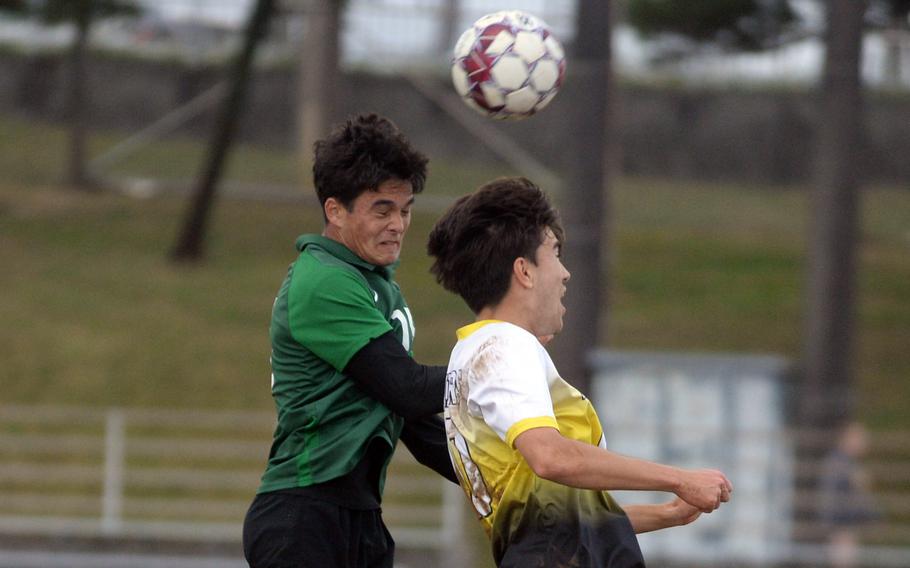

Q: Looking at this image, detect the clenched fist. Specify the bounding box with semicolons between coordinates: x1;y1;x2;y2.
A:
675;469;733;513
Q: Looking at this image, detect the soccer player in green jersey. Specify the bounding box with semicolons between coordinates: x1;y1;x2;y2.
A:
243;114;456;568
427;177;733;567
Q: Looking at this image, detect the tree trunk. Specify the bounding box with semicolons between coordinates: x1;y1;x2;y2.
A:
297;0;341;173
550;2;614;395
67;0;92;190
170;0;276;262
802;0;867;430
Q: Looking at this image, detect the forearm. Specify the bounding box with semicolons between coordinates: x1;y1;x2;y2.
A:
624;504;674;534
625;498;701;534
544;437;681;493
344;331;447;418
515;427;731;512
400;414;459;484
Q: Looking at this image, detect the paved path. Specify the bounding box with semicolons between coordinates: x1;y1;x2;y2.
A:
0;549;246;568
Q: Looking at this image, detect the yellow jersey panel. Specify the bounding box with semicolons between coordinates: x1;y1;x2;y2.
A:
443;321;644;567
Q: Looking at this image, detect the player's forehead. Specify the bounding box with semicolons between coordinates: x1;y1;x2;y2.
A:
354;179;414;209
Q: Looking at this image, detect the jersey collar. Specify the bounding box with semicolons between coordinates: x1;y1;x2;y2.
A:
296;234;399;277
456;319;504;340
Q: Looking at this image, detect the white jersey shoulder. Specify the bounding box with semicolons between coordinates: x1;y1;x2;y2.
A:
448;322;557;442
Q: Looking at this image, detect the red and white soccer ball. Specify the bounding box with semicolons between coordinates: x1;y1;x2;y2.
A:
451;10;566;120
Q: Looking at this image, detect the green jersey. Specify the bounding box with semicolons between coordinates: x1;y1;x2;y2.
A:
257;235;416;496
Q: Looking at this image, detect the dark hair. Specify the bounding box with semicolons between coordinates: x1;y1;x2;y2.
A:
427;177;564;313
312;113;428;210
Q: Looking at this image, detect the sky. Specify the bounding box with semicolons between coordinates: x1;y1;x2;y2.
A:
5;0;897;86
133;0;831;84
139;0;573;29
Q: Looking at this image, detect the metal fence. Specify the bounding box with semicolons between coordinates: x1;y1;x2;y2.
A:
0;404;463;550
2;404;909;567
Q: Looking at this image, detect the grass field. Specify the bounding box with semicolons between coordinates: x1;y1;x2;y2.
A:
1;112;909;433
1;112;909;562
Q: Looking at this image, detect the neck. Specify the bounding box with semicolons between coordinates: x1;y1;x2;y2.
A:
322;225;339;241
322;225;354;254
477;301;535;335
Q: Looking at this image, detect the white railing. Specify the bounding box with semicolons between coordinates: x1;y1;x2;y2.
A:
0;405;462;550
3;404;910;567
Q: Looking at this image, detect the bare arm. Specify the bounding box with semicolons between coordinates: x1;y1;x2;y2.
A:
624;498;701;534
513;426;732;513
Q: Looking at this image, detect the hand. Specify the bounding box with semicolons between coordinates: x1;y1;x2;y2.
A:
675;468;733;513
663;497;702;527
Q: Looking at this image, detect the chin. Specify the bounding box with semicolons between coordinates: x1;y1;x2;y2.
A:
376;255;399;267
544;322;563;337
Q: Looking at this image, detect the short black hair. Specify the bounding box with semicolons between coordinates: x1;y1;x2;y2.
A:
312;113;428;211
427;177;564;314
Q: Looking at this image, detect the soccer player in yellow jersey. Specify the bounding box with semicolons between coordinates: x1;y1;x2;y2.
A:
427;177;733;567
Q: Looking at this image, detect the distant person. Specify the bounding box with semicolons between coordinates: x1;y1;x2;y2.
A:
243;113;456;568
819;421;881;568
427;177;733;567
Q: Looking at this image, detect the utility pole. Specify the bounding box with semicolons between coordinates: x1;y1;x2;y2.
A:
802;0;867;429
437;0;460;58
550;2;614;395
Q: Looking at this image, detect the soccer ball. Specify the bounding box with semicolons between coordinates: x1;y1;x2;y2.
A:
451;10;566;120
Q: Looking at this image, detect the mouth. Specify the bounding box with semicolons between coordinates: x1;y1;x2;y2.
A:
377;241;401;256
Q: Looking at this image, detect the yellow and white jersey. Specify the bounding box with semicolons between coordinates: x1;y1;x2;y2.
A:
444;320;644;567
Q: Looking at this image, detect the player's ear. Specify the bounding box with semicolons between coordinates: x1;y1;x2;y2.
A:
324;197;346;228
513;256;534;289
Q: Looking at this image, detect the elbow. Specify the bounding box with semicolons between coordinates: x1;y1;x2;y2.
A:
527;454;571;483
515;429;579;483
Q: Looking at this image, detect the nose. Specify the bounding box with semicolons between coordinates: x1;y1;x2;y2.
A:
388;212;406;233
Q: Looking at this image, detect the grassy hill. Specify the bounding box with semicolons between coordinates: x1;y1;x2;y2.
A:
1;113;908;430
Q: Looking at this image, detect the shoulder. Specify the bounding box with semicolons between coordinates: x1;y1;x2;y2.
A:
294;247;370;291
491;323;545;354
468;324;546;372
285;251;379;316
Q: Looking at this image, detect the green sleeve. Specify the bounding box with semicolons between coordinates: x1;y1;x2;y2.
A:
287;260;392;372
